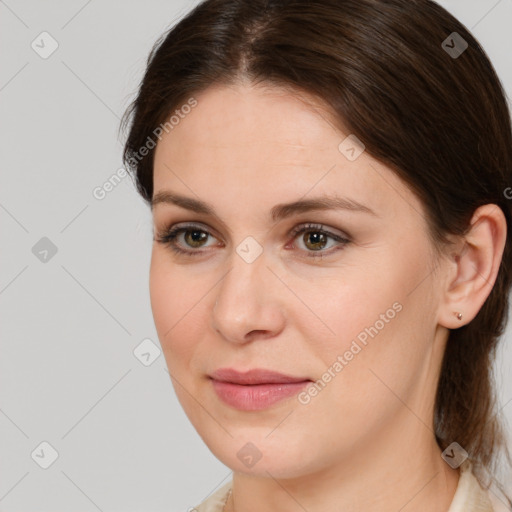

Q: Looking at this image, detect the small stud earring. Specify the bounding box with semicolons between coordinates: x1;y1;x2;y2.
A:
455;312;463;320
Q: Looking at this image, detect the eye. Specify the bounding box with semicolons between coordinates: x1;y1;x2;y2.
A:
154;222;350;258
287;223;350;258
154;223;220;255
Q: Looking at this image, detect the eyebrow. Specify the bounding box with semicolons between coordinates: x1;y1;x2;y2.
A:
151;190;378;221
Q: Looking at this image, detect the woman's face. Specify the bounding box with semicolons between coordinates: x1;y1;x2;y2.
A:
150;83;449;479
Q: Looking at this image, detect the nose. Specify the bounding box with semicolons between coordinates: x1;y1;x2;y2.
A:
211;249;286;345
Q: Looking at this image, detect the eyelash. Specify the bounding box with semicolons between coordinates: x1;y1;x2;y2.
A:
155;222;351;259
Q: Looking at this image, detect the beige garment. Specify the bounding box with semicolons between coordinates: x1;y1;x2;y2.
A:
193;461;495;512
194;480;231;512
447;461;496;512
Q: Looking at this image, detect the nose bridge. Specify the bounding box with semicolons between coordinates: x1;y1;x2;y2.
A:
217;243;268;310
212;242;283;341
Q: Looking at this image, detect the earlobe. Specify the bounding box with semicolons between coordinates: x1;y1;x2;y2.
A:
438;204;507;330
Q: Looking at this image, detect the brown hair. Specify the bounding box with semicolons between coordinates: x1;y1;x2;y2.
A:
120;0;512;501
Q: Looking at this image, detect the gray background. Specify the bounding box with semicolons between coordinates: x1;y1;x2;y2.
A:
0;1;511;511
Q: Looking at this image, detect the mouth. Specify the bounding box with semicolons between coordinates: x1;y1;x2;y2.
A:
209;367;311;385
208;367;312;411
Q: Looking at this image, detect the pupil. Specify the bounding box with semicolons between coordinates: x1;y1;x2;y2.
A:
187;230;207;246
306;232;326;250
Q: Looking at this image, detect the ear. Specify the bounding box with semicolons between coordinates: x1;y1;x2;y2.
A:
438;204;507;329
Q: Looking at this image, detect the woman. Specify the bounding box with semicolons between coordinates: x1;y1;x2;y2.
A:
120;0;512;510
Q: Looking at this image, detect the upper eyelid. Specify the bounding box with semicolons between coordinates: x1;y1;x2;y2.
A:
162;221;346;238
161;222;349;247
163;221;223;241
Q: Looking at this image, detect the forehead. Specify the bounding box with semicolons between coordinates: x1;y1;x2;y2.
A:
152;83;423;223
158;82;343;151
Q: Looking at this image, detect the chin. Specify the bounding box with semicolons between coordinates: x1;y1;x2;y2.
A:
199;427;325;479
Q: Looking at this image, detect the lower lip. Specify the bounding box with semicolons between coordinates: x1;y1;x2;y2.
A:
210;379;311;411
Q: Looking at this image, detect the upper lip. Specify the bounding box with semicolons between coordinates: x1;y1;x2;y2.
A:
209;368;311;385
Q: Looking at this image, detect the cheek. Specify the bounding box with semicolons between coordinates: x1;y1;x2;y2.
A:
291;267;400;354
149;251;175;333
297;253;425;387
304;267;434;423
149;250;201;368
149;254;217;433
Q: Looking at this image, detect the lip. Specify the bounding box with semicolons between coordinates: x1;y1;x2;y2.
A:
209;368;312;411
209;367;310;385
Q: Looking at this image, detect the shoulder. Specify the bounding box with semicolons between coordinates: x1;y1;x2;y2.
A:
447;461;496;512
192;481;232;512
